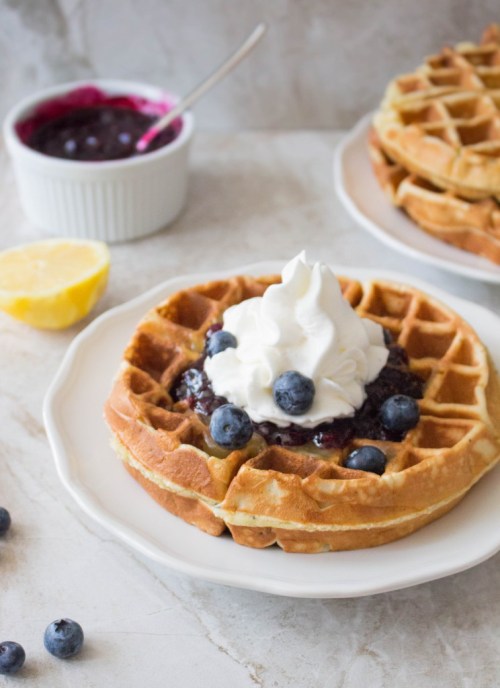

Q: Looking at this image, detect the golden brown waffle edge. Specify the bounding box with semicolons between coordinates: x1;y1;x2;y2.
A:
368;128;500;264
104;274;500;553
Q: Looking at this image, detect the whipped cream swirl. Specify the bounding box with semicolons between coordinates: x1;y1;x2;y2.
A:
204;253;389;428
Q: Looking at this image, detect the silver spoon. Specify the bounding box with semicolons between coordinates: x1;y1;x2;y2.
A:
136;22;267;153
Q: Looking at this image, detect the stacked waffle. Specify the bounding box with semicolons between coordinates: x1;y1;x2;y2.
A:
104;273;500;553
371;25;500;264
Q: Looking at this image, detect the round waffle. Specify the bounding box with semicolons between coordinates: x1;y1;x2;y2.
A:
368;128;500;264
373;25;500;200
104;273;500;553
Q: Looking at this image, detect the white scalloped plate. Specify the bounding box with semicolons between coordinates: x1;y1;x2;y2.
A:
43;262;500;598
334;113;500;284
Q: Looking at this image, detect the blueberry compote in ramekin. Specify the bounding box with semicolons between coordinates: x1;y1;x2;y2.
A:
16;86;181;162
3;80;194;241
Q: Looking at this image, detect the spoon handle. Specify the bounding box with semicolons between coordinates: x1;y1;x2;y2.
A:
136;22;267;152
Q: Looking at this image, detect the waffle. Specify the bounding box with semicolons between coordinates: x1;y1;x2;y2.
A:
373;25;500;200
104;273;500;553
368;128;500;264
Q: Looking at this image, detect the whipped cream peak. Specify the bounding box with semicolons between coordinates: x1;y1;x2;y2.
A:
204;253;389;428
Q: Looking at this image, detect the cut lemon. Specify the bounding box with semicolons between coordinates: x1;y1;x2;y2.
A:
0;239;110;329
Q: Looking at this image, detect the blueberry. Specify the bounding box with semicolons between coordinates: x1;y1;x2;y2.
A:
63;139;77;155
0;507;11;535
0;641;26;675
118;132;132;145
206;330;237;357
313;419;354;449
344;446;387;475
272;371;315;415
380;394;420;434
44;619;84;659
174;368;206;401
210;404;253;449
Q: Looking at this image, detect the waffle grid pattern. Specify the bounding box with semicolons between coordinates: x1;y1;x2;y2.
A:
104;275;500;552
371;26;500;263
368;128;500;264
374;25;500;201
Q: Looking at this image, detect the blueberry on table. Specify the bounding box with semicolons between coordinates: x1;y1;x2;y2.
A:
0;507;11;535
273;371;315;415
0;641;26;675
344;446;387;475
380;394;420;435
44;619;84;659
206;330;237;357
210;404;253;449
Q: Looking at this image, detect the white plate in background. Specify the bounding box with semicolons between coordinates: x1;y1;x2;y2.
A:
44;262;500;598
334;113;500;284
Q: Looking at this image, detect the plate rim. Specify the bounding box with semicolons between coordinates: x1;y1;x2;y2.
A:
43;261;500;598
333;112;500;285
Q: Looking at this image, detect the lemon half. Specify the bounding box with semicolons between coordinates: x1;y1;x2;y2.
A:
0;239;110;329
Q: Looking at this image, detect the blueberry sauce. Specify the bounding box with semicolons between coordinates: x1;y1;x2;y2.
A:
173;368;227;418
16;86;182;162
171;332;425;449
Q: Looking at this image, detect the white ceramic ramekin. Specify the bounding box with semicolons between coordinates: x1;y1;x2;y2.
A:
3;79;194;243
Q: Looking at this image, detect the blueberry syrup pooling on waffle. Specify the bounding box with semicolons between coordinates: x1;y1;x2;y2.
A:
172;326;425;449
17;86;181;162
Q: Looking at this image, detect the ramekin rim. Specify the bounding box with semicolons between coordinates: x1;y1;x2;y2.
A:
2;78;194;170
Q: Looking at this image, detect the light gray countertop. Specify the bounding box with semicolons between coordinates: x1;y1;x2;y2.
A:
1;131;500;687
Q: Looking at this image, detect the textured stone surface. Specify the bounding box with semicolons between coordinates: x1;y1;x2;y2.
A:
1;0;500;128
1;131;500;687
